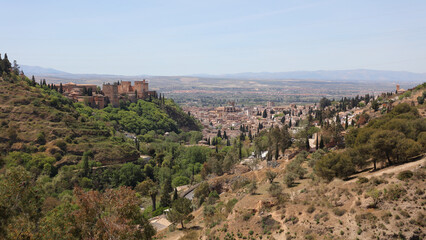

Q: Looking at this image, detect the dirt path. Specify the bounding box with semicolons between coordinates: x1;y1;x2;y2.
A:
346;156;425;183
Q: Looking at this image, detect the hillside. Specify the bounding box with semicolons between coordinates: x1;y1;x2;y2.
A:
0;61;206;239
155;84;426;240
0;74;139;166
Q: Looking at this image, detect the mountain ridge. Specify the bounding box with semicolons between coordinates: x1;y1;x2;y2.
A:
21;65;426;83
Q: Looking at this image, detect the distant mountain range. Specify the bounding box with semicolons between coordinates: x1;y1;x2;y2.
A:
192;69;426;82
21;65;425;83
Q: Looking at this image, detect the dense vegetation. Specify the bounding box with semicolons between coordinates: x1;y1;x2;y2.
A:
0;55;259;239
315;102;425;181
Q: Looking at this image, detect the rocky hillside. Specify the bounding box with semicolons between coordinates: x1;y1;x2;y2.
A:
156;84;426;240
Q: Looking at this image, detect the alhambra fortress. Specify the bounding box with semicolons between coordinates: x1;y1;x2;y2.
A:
61;79;157;108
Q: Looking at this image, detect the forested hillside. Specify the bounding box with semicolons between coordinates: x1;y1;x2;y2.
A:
0;56;206;239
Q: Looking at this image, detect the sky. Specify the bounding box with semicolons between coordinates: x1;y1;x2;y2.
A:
2;0;426;75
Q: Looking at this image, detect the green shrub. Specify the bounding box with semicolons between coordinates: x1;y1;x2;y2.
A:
357;177;369;184
172;176;190;187
333;208;346;216
384;184;407;201
397;170;413;181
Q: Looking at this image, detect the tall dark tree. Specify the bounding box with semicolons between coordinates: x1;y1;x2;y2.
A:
305;137;310;151
223;131;227;139
319;138;324;149
59;83;64;93
345;115;349;129
172;188;179;201
2;53;11;74
31;75;36;86
82;151;90;177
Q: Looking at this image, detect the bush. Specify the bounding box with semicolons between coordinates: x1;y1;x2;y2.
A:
333;208;346;216
172;176;190;187
357;177;369;184
384;184;407;201
306;205;315;214
397;170;413;181
283;172;297;187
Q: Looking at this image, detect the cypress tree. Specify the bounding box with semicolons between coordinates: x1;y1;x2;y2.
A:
345;115;348;129
223;131;227;139
160;190;171;208
173;188;179;201
31;75;36;86
319;138;324;149
2;53;11;74
305;137;310;151
83;151;90;177
262;109;267;118
217;130;221;138
59;83;63;93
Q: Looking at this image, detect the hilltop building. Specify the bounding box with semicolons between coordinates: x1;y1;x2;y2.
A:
103;80;157;107
396;84;406;94
60;79;157;108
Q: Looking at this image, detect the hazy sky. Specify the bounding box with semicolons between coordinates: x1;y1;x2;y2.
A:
2;0;426;75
